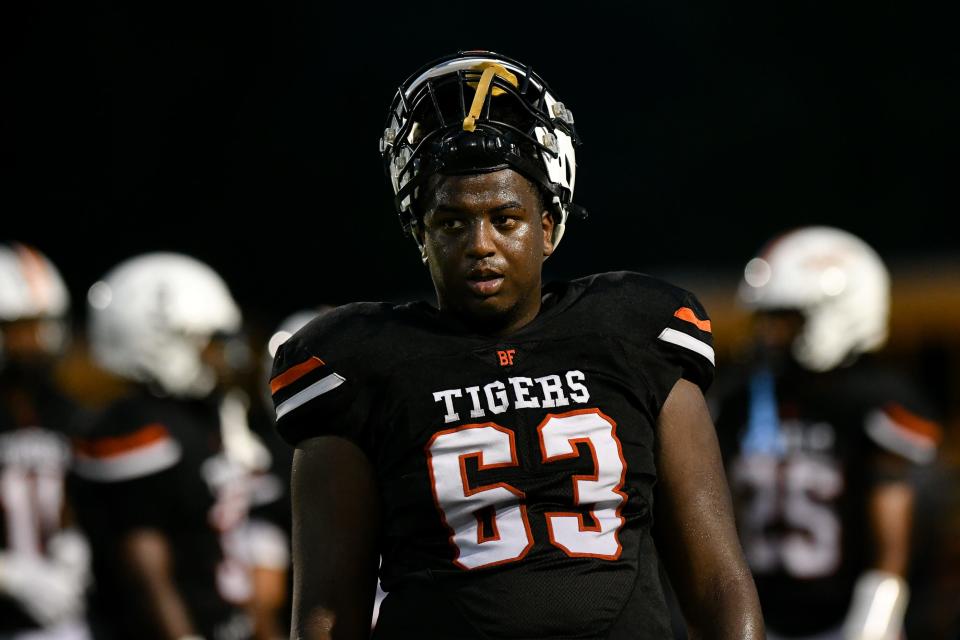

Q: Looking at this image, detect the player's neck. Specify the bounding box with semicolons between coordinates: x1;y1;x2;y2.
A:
440;285;544;338
488;298;542;338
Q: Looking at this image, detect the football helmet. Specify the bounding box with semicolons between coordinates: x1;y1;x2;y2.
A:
266;308;331;362
0;243;71;362
380;50;584;250
738;226;890;372
260;307;332;410
87;253;242;397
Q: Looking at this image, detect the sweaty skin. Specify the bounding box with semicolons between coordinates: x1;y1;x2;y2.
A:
290;169;763;639
655;379;764;639
291;438;379;640
415;169;554;336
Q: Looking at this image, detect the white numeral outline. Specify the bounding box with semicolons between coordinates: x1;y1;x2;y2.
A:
426;410;627;569
732;453;844;579
426;423;534;570
538;409;627;560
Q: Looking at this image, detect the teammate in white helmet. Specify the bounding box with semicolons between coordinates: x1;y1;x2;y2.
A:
711;226;942;640
71;253;264;640
0;242;92;640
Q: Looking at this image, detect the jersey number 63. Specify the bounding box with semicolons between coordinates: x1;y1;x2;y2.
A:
426;408;627;570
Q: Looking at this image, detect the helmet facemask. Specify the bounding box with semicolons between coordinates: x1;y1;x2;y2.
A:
380;53;584;253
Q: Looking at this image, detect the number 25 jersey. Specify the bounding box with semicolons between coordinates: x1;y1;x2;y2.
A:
271;272;715;639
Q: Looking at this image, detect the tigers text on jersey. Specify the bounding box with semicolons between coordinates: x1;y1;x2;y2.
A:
272;272;715;640
711;357;941;637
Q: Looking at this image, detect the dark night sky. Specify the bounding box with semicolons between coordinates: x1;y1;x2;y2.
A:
5;0;956;329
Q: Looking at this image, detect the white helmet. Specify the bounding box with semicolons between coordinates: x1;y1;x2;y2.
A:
88;253;242;397
0;243;71;361
266;307;332;361
738;226;890;372
259;307;332;409
0;243;70;322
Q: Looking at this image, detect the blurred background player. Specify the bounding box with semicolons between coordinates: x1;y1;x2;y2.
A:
0;243;91;640
70;252;272;640
710;226;942;640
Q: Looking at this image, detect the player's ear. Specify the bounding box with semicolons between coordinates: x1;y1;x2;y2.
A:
541;209;555;258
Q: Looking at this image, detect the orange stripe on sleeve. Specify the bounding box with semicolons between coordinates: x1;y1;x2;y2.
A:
74;423;170;459
270;356;326;394
674;307;712;333
884;403;943;443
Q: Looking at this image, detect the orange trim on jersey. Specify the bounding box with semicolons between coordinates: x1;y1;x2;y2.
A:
425;422;534;571
270;356;326;394
475;505;501;543
74;423;170;459
884;403;943;443
674;307;712;333
543;436;603;533
536;408;628;561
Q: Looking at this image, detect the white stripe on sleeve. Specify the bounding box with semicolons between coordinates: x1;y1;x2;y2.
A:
658;327;715;365
865;409;937;464
73;439;182;482
275;372;346;420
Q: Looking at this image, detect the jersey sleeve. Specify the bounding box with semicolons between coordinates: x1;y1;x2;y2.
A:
635;285;716;411
269;313;375;451
72;422;182;483
71;411;183;531
858;370;943;465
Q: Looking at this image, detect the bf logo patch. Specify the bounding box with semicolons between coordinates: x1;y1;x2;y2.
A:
497;349;516;366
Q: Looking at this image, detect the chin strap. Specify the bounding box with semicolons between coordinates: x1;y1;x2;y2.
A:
843;570;909;640
462;63;518;132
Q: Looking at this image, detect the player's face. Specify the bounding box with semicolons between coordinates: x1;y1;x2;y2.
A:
753;309;805;361
200;334;250;389
418;169;554;335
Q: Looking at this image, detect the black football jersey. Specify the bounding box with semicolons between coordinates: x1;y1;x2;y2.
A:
0;378;84;631
271;271;715;640
69;390;253;640
711;357;941;637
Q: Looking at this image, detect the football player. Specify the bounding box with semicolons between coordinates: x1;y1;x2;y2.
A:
0;243;91;640
711;227;941;640
271;51;763;639
70;253;262;640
